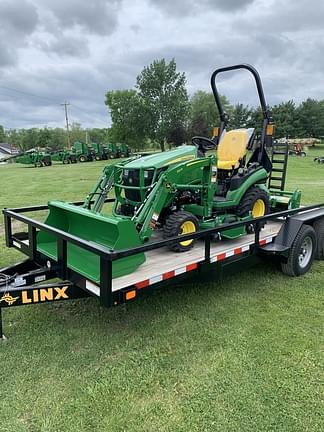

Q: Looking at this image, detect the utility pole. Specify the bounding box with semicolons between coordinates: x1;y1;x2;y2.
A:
61;101;70;149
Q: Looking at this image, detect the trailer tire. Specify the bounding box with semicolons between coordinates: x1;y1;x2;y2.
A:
163;211;199;252
236;186;270;218
313;218;324;259
281;225;316;276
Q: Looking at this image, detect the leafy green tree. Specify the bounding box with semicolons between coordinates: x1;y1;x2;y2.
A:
271;101;298;138
105;89;148;150
188;91;232;137
228;103;252;129
0;125;5;142
69;123;85;145
136;58;189;151
89;128;109;144
37;128;51;148
296;98;324;138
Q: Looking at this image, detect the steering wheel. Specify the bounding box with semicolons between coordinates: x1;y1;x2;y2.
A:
191;136;216;156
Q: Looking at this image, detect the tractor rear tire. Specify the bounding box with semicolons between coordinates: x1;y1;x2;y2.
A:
163;211;199;252
236;186;270;218
281;225;316;276
313;218;324;260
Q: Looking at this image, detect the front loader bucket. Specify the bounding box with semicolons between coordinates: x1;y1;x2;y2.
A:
37;201;145;282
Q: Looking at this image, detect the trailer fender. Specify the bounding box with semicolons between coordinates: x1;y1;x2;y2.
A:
261;208;324;257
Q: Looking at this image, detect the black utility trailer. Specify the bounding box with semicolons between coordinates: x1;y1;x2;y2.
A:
1;201;324;338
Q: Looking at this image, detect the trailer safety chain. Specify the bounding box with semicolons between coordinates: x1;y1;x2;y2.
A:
0;273;17;287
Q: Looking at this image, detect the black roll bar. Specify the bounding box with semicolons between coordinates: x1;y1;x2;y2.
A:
210;63;271;125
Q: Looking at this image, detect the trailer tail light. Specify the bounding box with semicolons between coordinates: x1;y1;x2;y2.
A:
125;290;136;301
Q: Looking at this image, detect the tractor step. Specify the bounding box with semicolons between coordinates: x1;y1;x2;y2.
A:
268;142;288;191
272;150;287;155
271;168;284;173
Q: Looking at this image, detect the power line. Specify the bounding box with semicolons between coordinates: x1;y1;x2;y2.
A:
0;85;60;104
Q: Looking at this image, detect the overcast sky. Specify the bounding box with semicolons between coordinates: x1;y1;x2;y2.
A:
0;0;323;129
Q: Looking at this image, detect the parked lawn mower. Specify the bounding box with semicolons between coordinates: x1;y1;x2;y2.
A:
314;156;324;164
289;143;306;157
37;64;301;281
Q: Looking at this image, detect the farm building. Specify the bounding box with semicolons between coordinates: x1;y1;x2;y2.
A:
0;143;19;159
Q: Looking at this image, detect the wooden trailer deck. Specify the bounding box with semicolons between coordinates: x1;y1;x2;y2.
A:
85;221;282;296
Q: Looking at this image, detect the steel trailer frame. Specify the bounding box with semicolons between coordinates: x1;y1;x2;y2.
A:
1;200;324;338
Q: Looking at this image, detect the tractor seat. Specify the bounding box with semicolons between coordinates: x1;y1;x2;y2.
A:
217;128;254;170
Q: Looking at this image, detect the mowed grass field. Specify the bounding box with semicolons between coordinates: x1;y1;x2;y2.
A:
0;146;323;432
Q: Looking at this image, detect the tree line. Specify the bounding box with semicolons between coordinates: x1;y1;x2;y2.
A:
1;58;324;152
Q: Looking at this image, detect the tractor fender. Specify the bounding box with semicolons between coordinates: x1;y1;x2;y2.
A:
225;168;269;206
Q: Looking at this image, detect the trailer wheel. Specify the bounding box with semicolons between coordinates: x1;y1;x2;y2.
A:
281;225;316;276
236;186;270;218
313;218;324;259
163;211;199;252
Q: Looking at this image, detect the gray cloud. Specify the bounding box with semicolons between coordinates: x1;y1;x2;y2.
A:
41;0;122;36
45;35;90;58
149;0;255;15
0;0;38;34
0;0;38;66
0;0;324;129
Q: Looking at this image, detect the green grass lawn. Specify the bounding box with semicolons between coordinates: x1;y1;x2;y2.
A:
0;148;323;432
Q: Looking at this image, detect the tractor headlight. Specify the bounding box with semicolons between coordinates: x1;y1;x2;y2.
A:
144;170;150;178
124;169;129;176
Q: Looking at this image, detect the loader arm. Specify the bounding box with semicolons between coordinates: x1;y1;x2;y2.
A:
134;157;216;241
83;158;136;212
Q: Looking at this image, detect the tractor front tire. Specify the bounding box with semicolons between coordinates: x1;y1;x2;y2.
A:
236;186;270;218
163;211;199;252
281;225;316;276
79;155;86;162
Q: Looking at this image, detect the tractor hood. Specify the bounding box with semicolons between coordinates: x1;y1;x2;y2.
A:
124;145;197;169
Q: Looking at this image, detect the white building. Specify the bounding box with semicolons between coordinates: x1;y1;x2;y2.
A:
0;143;19;161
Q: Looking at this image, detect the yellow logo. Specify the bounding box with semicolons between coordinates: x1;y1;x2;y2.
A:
0;293;19;306
21;286;69;304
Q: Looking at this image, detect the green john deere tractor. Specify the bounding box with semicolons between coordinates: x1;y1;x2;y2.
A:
51;149;77;164
12;149;52;167
92;142;110;160
37;64;301;282
117;142;131;158
72;141;95;162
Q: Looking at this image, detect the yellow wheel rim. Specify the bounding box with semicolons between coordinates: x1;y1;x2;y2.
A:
179;220;196;247
252;199;266;218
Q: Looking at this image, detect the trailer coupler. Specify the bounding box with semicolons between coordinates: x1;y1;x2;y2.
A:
0;260;90;339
